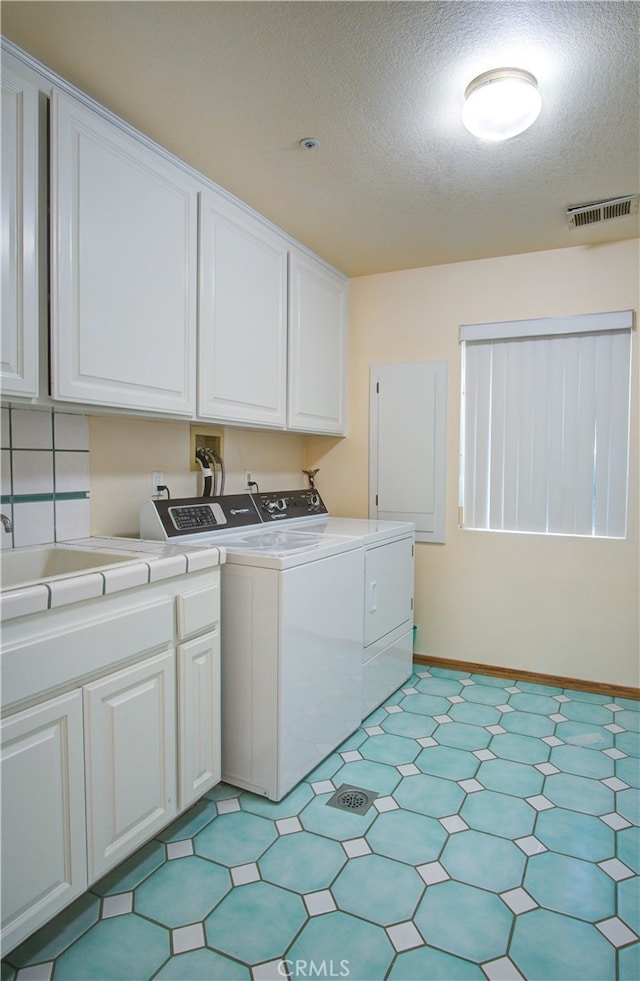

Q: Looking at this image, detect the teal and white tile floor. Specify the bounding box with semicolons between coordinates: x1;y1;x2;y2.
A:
2;664;639;980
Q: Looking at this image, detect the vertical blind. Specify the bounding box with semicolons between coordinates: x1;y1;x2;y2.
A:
460;310;633;538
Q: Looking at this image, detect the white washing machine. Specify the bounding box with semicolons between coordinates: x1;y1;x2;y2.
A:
141;489;414;800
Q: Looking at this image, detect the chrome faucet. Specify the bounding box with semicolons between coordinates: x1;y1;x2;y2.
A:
1;513;13;533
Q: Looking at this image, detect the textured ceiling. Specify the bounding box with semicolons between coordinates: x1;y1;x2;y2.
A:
2;1;639;276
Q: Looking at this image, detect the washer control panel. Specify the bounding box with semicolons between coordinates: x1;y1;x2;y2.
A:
257;489;328;521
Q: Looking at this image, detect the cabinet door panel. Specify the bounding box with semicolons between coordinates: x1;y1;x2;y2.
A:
198;193;287;426
51;91;198;415
364;537;414;648
1;690;87;953
84;650;177;881
288;251;347;434
178;629;221;808
1;64;39;397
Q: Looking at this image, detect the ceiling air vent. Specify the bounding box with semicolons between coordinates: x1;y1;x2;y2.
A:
566;194;639;229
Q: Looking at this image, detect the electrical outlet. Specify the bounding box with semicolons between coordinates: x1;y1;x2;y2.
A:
152;471;165;497
244;470;253;489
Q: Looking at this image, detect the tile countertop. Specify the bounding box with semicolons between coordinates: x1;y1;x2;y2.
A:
0;537;226;621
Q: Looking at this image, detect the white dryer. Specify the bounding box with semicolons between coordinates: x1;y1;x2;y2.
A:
141;490;414;800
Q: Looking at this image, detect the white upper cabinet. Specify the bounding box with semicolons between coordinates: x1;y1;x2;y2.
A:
288;250;348;434
50;91;199;416
1;62;40;398
198;192;288;427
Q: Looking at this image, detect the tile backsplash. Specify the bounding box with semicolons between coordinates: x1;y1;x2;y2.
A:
1;406;91;549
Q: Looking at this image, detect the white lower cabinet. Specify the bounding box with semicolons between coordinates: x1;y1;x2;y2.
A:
178;629;221;808
0;690;87;952
0;564;222;953
83;650;177;882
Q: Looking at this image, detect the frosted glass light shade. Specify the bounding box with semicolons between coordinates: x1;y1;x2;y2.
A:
462;68;542;141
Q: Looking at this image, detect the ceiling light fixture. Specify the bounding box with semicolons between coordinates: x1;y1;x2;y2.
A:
462;68;542;141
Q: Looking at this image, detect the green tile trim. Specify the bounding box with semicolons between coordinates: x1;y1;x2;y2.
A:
1;492;90;504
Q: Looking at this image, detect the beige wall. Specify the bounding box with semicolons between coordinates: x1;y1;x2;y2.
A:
90;419;306;538
307;240;640;688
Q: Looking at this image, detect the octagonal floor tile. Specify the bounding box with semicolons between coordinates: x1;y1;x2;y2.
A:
461;789;535;840
134;855;230;927
331;758;402;796
476;758;543;798
543;772;614;815
366;808;447;865
617;756;640;788
54;914;170;980
416;745;479;781
414;676;463;697
510;908;616;980
507;692;560;716
240;782;313;820
489;732;550;765
617;787;640;825
555;720;614;750
359;733;420;765
204;881;305;965
447;701;501;727
300;792;377;841
388;944;485;979
154;948;250;979
286;911;394;980
614;709;640;733
534;806;615;862
618;827;640;873
195;811;277;867
381;711;437;739
460;684;510;707
414;880;512;963
469;674;511;688
525;851;615;921
550;744;614;779
618;876;640;934
560;700;614;726
393;772;465;818
499;709;556;738
619;942;640;981
332;853;424;925
434;721;492;752
400;692;451;716
259;830;346;892
440;829;526;893
616;730;640;758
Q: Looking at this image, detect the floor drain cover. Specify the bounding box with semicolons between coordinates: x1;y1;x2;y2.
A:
326;784;378;815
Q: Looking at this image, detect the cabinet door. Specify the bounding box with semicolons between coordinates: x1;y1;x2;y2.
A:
369;361;448;543
364;537;414;649
198;192;288;427
50;91;198;415
84;650;177;881
1;63;39;398
1;690;87;953
287;250;348;434
178;629;221;809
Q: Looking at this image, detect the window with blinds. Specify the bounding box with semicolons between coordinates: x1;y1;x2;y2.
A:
459;310;634;538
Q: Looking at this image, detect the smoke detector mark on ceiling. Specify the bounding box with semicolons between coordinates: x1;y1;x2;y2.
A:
566;194;639;228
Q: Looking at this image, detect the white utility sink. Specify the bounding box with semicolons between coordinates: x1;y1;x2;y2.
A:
1;545;140;591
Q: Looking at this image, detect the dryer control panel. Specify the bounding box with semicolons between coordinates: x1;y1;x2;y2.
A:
257;489;328;521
